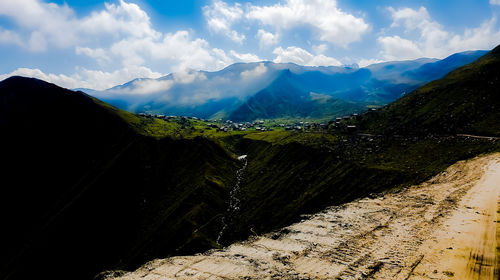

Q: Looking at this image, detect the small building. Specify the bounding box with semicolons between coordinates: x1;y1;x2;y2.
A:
347;125;357;133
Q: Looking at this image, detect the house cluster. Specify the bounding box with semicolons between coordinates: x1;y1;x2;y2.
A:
137;109;377;134
214;120;269;132
138;113;206;122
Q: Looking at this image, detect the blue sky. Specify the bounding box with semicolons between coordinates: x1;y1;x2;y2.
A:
1;0;500;90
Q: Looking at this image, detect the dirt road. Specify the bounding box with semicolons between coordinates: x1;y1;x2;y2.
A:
105;153;500;280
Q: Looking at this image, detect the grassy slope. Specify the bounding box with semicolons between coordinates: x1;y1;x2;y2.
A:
358;45;500;137
214;133;499;244
0;77;240;280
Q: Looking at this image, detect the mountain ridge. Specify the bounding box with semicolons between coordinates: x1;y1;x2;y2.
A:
83;50;487;121
358;46;500;137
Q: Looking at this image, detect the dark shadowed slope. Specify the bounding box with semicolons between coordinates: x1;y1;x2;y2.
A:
0;77;240;280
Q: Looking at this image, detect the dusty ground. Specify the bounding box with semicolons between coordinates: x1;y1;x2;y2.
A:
106;153;500;280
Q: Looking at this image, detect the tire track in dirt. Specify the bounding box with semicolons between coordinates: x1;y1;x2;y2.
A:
104;153;500;280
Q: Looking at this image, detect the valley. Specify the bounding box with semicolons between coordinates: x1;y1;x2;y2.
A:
0;45;499;280
103;153;500;280
2;1;500;279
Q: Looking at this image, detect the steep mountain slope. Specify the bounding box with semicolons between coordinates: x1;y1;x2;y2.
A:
228;69;367;121
402;50;488;82
205;46;500;246
87;50;486;120
358;47;500;136
0;77;240;280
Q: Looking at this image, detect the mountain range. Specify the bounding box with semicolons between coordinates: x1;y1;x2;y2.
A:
1;46;499;280
87;50;487;121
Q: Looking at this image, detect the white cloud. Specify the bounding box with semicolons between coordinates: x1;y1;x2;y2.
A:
76;66;163;90
172;70;207;84
377;35;423;60
240;63;268;79
380;6;500;60
312;44;328;54
0;28;23;47
273;46;342;66
247;0;369;47
0;66;163;91
448;18;500;52
108;30;237;72
0;0;78;51
490;0;500;5
28;31;47;52
256;29;279;48
203;0;245;43
0;68;81;89
122;79;174;95
0;0;159;51
80;0;160;39
229;50;262;63
76;47;111;65
358;58;385;68
0;0;231;73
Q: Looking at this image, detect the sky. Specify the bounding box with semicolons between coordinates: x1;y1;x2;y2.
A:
0;0;500;90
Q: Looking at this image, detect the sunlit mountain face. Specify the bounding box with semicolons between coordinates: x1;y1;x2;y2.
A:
85;50;487;120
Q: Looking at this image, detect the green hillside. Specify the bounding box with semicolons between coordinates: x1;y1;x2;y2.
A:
228;70;368;122
0;77;240;280
358;45;500;136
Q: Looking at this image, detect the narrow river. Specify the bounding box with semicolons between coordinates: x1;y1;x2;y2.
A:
216;155;248;245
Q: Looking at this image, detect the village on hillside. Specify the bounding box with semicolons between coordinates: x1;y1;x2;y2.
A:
136;109;379;134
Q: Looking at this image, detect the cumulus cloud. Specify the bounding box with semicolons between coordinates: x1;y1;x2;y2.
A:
76;47;111;65
0;66;163;91
379;6;500;60
247;0;369;47
76;66;163;90
0;0;78;51
80;0;160;39
256;29;279;48
229;50;263;63
377;35;423;60
203;0;245;43
358;58;385;68
240;63;268;79
109;30;232;71
273;46;342;66
312;44;328;54
0;28;23;47
0;0;237;75
0;0;161;51
0;68;82;89
120;79;174;95
490;0;500;5
172;70;207;84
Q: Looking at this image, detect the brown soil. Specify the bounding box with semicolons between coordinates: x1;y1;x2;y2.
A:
105;153;500;280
